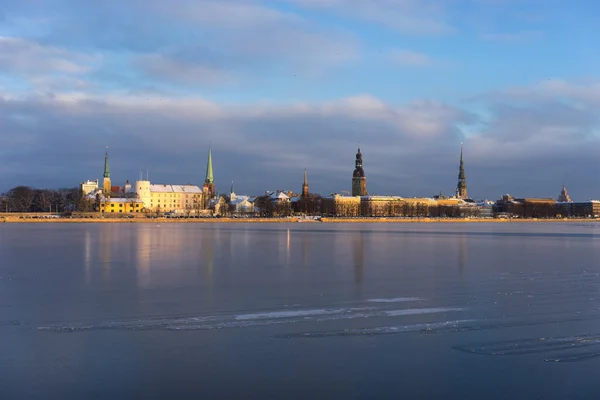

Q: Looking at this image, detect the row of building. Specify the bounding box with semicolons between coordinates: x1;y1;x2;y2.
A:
79;145;599;218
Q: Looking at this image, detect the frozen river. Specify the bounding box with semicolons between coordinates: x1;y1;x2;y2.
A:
2;222;600;398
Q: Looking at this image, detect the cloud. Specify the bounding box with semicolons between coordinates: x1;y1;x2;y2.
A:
387;49;433;66
136;53;232;86
481;30;544;42
2;80;600;200
0;91;470;196
0;36;98;76
286;0;454;35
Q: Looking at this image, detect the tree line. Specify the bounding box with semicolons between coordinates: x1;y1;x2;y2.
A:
0;186;85;213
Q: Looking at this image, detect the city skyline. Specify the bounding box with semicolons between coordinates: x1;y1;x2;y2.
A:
1;1;599;199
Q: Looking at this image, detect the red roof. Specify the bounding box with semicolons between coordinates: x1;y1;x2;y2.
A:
111;186;122;193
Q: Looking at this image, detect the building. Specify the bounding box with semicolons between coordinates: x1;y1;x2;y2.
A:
135;182;203;213
80;179;98;195
103;150;111;196
557;185;572;202
493;194;556;217
229;182;255;215
302;169;309;198
455;143;467;199
557;201;600;218
203;147;216;203
352;147;368;196
360;196;404;216
97;197;144;213
321;194;361;217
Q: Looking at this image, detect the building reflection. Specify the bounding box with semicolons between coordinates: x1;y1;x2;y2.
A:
286;228;291;267
100;226;112;285
84;229;92;285
458;235;467;276
353;231;365;285
202;230;215;285
135;226;152;289
301;230;308;268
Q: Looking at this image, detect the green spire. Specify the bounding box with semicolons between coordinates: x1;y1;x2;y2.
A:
205;146;214;184
103;149;110;178
230;180;234;194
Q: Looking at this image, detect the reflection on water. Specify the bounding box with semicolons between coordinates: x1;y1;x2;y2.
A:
353;231;365;284
4;223;600;399
136;226;152;289
459;234;467;276
84;229;91;285
101;227;111;285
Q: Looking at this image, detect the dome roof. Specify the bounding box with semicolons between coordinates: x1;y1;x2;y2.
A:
353;167;365;178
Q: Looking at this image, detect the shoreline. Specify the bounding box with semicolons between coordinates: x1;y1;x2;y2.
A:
1;216;598;224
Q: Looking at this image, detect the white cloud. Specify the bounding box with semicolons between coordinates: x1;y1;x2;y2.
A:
481;30;544;42
136;54;232;85
286;0;453;35
387;49;433;66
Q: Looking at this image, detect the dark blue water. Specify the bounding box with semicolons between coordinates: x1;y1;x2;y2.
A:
2;222;600;399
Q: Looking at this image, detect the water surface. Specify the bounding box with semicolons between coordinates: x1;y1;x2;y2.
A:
2;222;600;398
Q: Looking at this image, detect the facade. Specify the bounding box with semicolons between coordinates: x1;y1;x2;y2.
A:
360;196;404;216
455;144;467;199
80;179;98;195
321;195;361;217
557;201;600;218
352;148;367;196
135;182;203;212
493;195;556;217
98;197;144;213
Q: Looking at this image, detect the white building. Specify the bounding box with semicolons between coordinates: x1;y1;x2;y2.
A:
135;181;204;212
80;179;99;195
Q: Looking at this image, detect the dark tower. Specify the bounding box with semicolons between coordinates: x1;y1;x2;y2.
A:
455;143;467;199
352;147;367;196
203;146;215;198
103;147;111;197
302;169;309;198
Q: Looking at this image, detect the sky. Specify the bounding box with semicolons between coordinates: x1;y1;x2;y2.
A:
1;0;599;200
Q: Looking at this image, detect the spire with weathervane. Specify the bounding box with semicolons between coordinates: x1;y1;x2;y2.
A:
203;145;216;201
352;147;367;196
103;147;112;197
302;169;309;198
455;143;467;199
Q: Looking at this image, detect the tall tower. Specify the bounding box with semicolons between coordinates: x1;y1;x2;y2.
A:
455;143;467;199
230;181;236;202
103;148;111;197
203;146;215;199
302;169;309;198
557;185;572;202
352;147;367;196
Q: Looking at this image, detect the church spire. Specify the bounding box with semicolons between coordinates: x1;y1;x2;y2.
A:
456;142;467;199
302;169;309;198
352;147;367;196
230;180;234;194
205;146;214;184
103;147;110;178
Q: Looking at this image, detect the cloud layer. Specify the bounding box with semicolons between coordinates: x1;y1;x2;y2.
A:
0;0;599;200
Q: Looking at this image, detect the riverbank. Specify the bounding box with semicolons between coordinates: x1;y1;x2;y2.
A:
1;216;598;223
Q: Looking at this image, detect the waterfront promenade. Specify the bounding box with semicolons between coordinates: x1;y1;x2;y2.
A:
1;214;598;224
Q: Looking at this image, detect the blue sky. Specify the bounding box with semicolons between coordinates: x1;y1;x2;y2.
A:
1;0;600;200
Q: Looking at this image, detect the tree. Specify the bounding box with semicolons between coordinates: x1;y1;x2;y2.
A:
7;186;35;212
33;189;54;212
